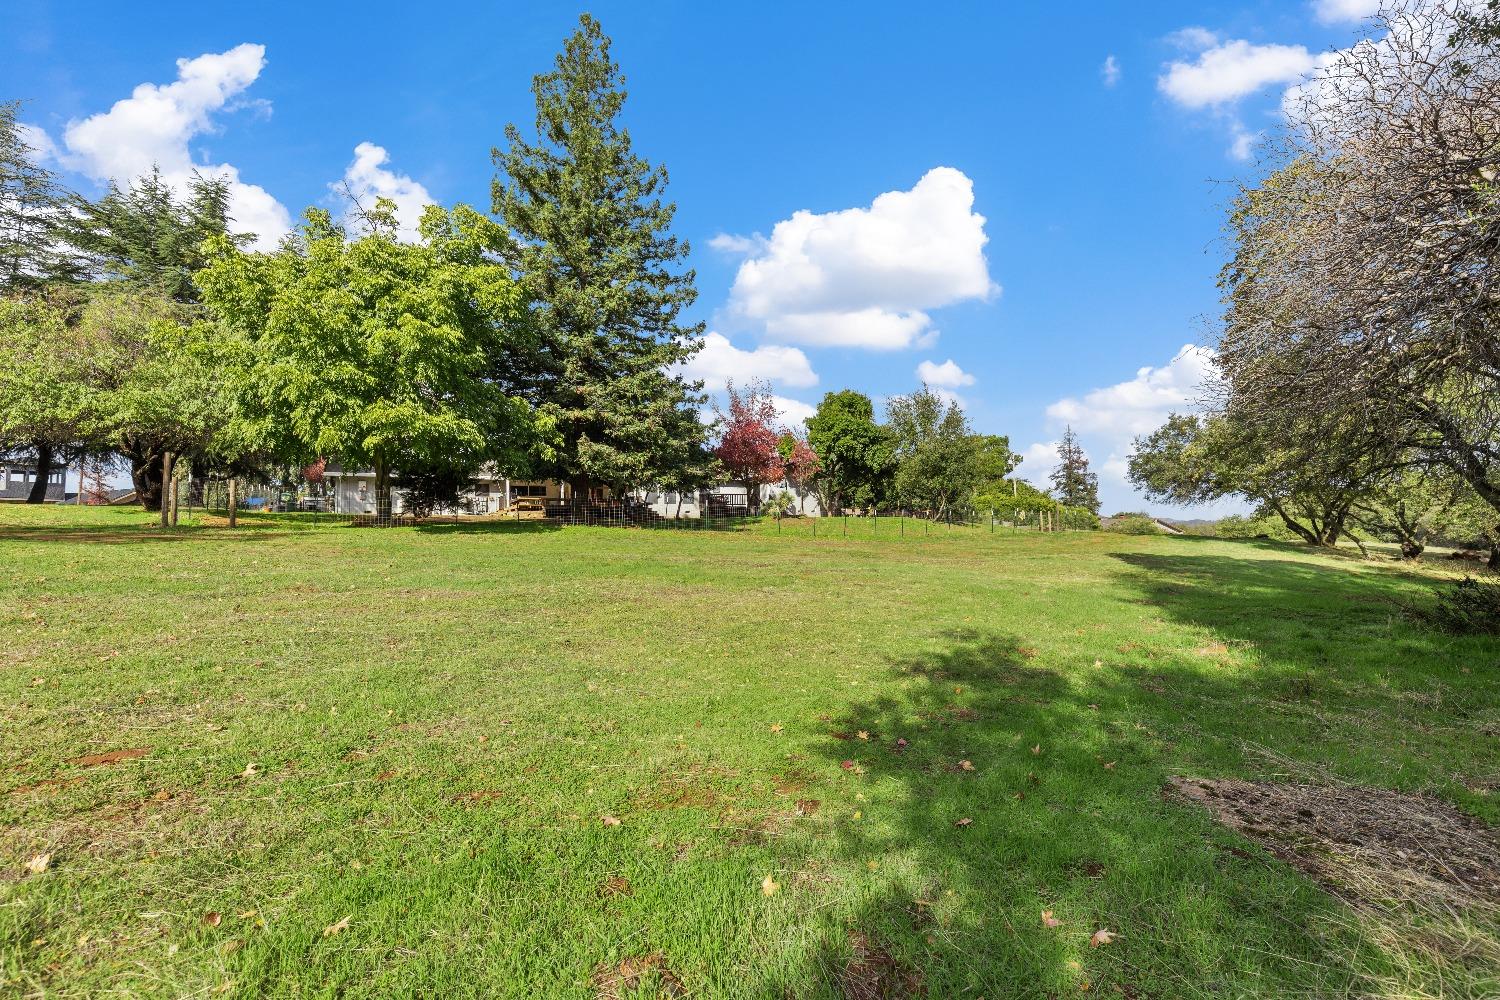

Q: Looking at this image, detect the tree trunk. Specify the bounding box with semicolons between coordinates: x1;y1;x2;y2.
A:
159;452;174;527
374;458;392;526
129;448;165;512
169;467;180;526
1268;498;1322;546
228;478;238;528
1488;542;1499;572
25;441;53;503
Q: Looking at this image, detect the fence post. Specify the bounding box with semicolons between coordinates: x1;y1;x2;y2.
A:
228;478;238;528
843;514;847;539
159;452;174;528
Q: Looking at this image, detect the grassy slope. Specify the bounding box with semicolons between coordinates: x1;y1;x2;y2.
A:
1;505;1497;998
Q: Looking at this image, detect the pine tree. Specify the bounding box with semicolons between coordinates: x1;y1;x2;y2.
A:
64;168;244;302
0;100;78;292
1049;425;1099;514
492;14;707;498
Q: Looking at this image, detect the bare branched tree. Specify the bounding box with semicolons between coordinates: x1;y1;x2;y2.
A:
1218;0;1500;525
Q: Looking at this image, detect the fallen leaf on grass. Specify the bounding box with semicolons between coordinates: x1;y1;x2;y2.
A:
954;817;973;827
25;853;51;875
958;760;975;771
769;723;783;734
202;912;222;928
1031;744;1042;755
1089;928;1116;948
240;762;259;779
1042;909;1062;928
1102;761;1116;771
761;874;779;896
600;815;621;827
323;916;350;938
856;731;870;741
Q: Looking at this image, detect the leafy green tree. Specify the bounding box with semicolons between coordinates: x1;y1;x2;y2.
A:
1;100;79;291
1049;426;1099;514
805;390;894;512
973;434;1021;489
887;387;980;515
1348;467;1473;560
76;288;241;512
492;14;706;499
1129;411;1401;547
44;168;253;504
197;202;543;524
0;289;96;500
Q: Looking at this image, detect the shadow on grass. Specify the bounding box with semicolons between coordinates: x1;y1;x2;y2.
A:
749;630;1378;997
764;538;1500;997
410;518;562;536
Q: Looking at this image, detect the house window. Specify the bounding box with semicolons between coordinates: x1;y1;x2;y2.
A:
512;484;547;498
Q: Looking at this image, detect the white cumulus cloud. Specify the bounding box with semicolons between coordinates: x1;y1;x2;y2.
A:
1159;38;1319;108
334;141;435;242
1046;344;1216;437
916;358;975;388
1017;440;1062;490
722;167;996;351
772;395;818;431
679;332;818;391
57;43;290;250
1313;0;1381;24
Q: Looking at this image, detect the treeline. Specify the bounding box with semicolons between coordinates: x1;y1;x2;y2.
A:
1;15;1092;528
1129;0;1500;565
0;17;705;521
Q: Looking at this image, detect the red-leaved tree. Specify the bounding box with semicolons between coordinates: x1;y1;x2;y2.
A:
781;436;822;513
714;380;784;512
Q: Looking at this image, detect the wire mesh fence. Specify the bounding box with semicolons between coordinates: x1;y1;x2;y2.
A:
170;478;1094;540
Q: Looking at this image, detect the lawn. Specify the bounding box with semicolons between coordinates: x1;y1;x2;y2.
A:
2;505;1497;998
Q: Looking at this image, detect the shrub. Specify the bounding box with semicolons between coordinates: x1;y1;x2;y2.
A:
1217;513;1298;540
1105;514;1161;535
1423;576;1500;635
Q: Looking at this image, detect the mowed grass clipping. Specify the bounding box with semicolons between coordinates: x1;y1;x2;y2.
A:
2;505;1498;998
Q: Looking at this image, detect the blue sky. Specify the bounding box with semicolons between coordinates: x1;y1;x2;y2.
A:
4;1;1384;512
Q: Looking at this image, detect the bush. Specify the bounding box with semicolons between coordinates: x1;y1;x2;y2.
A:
1216;513;1298;540
1105;514;1161;535
1423;576;1500;635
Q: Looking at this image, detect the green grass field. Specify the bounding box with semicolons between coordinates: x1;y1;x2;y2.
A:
2;505;1497;998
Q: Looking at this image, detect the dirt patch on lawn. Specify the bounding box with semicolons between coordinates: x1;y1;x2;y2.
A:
1168;776;1500;908
591;953;685;998
837;931;924;999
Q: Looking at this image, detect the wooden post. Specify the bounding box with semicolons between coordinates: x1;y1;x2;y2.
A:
228;478;239;528
159;452;173;527
169;467;180;526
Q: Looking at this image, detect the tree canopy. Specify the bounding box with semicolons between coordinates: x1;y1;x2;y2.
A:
196;202;544;522
492;13;707;499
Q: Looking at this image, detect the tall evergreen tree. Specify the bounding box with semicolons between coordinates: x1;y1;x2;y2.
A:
1050;425;1099;514
0;100;78;292
492;14;707;499
65;168;245;302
